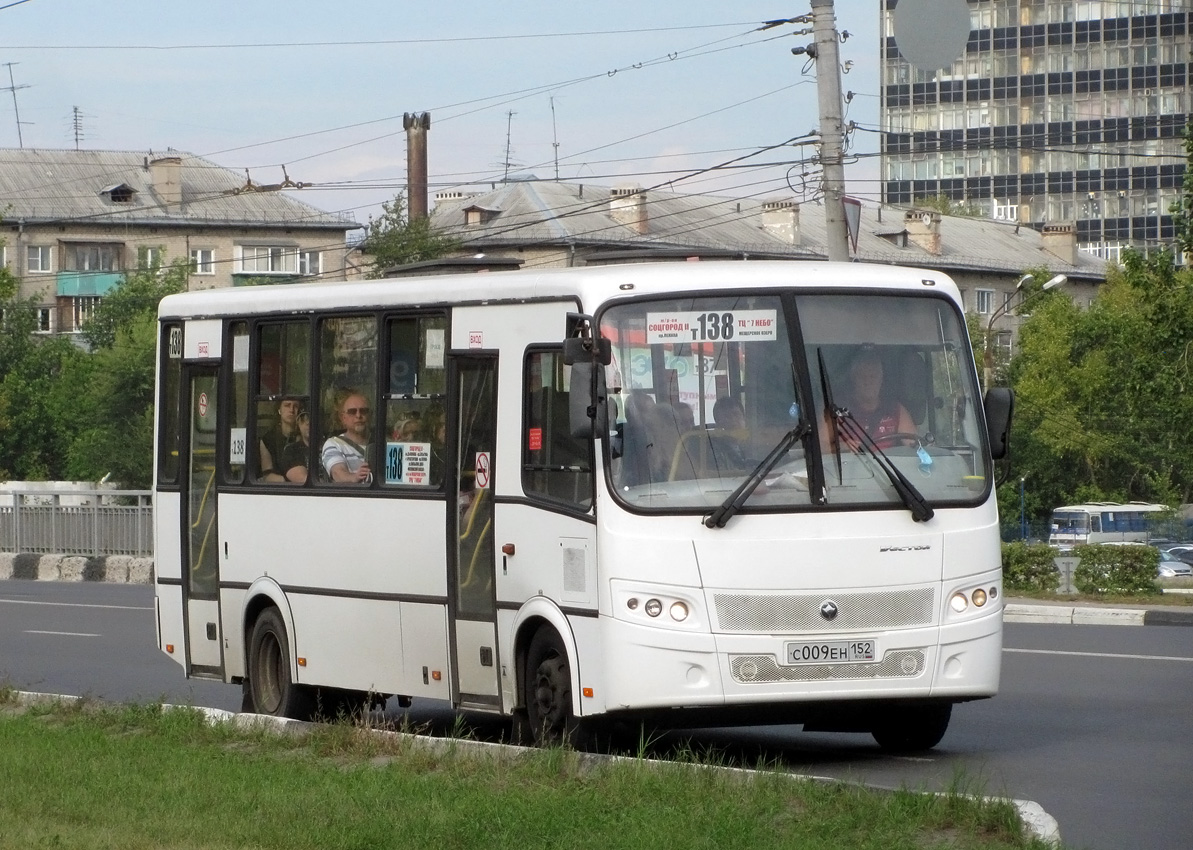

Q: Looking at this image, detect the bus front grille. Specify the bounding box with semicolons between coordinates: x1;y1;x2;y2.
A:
729;649;926;684
713;588;935;633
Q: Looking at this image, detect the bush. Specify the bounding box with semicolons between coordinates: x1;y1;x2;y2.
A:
1072;544;1159;596
1001;541;1060;592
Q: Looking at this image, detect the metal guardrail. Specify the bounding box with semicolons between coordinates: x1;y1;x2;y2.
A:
0;489;152;557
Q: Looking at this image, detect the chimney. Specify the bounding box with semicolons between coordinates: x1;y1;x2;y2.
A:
1041;222;1077;265
404;112;431;220
148;156;182;210
903;208;942;255
761;198;801;245
609;185;647;234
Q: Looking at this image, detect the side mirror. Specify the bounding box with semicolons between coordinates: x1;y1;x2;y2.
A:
569;361;608;439
983;387;1014;460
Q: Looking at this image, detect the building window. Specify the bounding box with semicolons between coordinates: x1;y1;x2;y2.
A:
37;308;52;333
27;245;52;272
72;296;100;329
298;250;322;276
141;246;163;269
976;289;995;315
64;243;121;272
239;245;296;274
190;249;215;275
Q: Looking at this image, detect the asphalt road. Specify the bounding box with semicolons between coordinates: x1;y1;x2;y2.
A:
2;580;1191;850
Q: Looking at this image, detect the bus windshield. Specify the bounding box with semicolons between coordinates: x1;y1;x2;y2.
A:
599;290;989;513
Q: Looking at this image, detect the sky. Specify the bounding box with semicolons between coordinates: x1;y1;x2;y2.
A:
0;0;887;228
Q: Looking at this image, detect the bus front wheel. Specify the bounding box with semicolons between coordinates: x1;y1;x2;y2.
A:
871;703;952;752
523;627;588;748
245;608;314;720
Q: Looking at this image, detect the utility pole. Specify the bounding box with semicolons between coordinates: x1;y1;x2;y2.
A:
2;62;29;148
807;0;850;262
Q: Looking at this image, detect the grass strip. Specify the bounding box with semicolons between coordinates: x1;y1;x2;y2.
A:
0;697;1057;850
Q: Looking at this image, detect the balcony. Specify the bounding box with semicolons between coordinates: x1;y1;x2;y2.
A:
56;271;124;297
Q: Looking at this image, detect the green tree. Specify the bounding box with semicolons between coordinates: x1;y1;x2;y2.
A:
0;249;84;480
1006;249;1193;516
912;194;984;217
1171;120;1193;259
361;193;460;278
65;258;188;487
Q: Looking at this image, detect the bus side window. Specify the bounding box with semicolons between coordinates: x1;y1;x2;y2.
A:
383;315;447;488
523;348;593;510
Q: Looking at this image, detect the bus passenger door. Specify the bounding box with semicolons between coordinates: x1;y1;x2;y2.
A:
448;356;500;708
181;366;224;677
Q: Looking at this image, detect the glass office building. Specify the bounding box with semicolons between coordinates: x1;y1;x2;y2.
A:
880;0;1191;261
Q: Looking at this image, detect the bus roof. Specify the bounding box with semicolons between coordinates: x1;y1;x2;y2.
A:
157;261;960;322
1052;502;1170;513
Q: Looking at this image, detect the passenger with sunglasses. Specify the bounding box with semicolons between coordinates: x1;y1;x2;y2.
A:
322;391;373;484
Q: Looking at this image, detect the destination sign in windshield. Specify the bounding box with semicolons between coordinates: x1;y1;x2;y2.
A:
645;310;778;344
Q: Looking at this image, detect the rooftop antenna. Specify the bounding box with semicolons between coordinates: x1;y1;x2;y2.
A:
550;96;560;181
502;110;517;183
2;62;30;148
70;105;85;150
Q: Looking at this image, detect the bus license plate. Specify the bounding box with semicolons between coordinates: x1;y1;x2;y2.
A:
785;639;875;665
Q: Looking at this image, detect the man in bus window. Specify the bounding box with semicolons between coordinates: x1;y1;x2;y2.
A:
322;391;373;484
257;396;302;482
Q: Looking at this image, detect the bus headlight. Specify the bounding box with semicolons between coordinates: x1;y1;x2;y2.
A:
670;601;689;622
972;588;988;607
644;598;663;618
949;592;969;613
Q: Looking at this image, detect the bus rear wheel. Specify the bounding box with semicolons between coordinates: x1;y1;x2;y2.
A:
523;627;588;748
871;703;952;753
245;608;314;720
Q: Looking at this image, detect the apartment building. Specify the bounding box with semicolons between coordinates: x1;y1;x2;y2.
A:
0;148;360;336
880;0;1191;262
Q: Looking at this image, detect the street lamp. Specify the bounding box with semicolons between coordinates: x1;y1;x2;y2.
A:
1019;476;1027;540
982;273;1068;392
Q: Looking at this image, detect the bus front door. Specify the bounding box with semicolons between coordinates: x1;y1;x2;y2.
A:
448;356;500;708
181;366;223;677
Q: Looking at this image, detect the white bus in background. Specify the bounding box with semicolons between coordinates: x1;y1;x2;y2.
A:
153;261;1013;752
1048;502;1170;550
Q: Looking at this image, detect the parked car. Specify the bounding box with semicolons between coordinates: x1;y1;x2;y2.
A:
1159;545;1193;567
1157;556;1193;578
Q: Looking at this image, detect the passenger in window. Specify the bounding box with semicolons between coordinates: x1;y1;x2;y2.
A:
322;391;374;484
258;397;302;482
280;409;312;483
419;403;447;485
391;410;421;442
834;348;916;450
712;395;750;469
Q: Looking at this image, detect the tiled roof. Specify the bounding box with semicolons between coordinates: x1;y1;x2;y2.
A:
0;148;358;230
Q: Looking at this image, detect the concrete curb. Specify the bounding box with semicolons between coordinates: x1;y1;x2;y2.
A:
1004;601;1193;627
7;690;1060;847
0;553;153;584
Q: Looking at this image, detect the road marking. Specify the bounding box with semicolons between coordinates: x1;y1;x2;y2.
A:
1005;647;1193;663
0;598;149;611
25;630;101;637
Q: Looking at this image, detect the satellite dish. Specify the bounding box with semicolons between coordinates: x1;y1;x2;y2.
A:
921;212;933;226
893;0;971;73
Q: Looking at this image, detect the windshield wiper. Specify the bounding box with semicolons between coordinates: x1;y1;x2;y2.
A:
832;410;935;523
704;422;811;529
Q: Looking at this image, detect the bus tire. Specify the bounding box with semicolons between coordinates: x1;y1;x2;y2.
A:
523;627;589;748
245;608;314;721
871;703;952;753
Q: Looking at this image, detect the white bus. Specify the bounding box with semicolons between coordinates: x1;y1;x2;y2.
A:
153;261;1012;752
1048;502;1170;549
